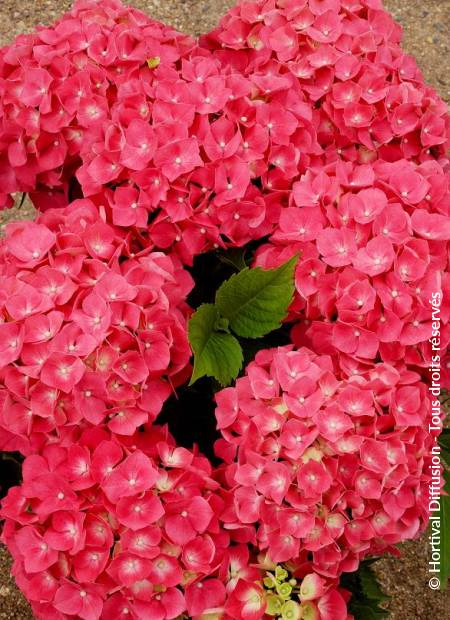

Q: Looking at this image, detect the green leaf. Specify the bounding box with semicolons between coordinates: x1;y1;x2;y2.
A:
341;560;389;620
439;389;450;416
439;470;450;590
215;255;298;339
217;247;248;272
188;304;243;386
438;429;450;469
349;603;388;620
359;564;388;603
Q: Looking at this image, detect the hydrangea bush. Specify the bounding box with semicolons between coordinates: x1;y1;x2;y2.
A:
0;0;448;618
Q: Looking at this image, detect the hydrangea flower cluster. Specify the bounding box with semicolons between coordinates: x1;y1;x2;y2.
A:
204;0;449;166
215;345;436;575
254;158;450;380
0;0;282;262
0;0;195;209
1;424;350;620
1;0;448;266
0;0;448;617
1;426;231;620
0;199;192;454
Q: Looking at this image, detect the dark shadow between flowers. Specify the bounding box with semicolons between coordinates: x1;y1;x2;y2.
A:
155;325;294;463
156;377;220;463
156;246;294;462
0;453;23;500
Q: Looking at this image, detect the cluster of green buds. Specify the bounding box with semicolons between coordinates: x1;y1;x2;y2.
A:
146;56;161;69
264;565;302;620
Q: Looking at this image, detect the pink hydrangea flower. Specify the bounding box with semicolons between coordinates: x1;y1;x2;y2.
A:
214;345;438;574
0;199;192;453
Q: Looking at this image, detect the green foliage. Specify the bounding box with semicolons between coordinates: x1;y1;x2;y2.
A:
438;428;450;469
439;389;450;416
341;560;389;620
215;255;298;338
437;405;450;590
439;469;450;590
188;256;298;386
216;247;248;272
188;304;242;386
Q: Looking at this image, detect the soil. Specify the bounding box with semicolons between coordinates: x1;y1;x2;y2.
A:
0;1;449;619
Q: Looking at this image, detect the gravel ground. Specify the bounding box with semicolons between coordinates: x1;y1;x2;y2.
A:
0;1;449;619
